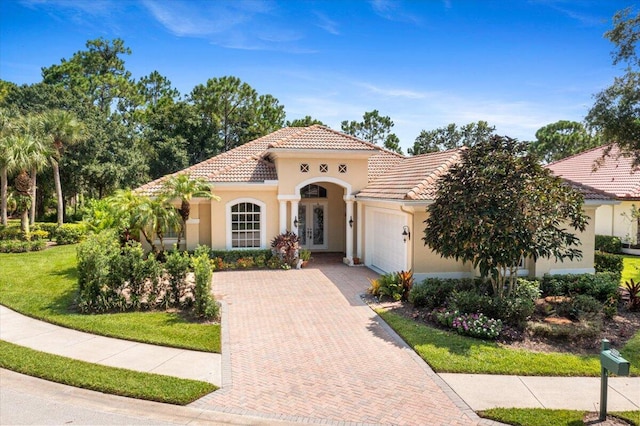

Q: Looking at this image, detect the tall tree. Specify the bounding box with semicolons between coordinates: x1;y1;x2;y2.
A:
423;136;588;298
528;120;600;163
42;110;85;225
6;133;48;234
161;174;219;248
341;110;397;146
586;7;640;167
408;121;496;155
286;116;326;127
0;108;16;225
42;38;135;115
189;76;285;162
19;114;51;225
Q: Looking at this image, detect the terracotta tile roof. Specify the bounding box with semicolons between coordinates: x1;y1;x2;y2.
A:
136;125;401;195
357;149;464;200
562;179;615;201
546;144;640;200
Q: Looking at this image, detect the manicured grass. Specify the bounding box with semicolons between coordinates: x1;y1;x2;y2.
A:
0;245;220;352
479;408;639;426
377;310;639;376
622;255;640;284
0;340;216;405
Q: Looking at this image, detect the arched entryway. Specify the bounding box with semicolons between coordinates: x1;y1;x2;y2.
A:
278;177;355;264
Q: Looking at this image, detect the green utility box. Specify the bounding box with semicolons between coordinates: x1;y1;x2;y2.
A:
599;339;631;421
601;347;631;376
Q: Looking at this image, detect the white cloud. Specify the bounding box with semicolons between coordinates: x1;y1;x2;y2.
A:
314;11;340;35
369;0;422;25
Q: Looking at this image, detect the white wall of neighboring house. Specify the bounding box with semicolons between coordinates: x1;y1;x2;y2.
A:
595;201;638;243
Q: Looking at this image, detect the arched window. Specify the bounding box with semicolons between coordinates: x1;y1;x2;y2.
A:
227;200;265;248
300;184;327;198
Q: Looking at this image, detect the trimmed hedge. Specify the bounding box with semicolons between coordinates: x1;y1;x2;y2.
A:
594;251;624;277
540;272;620;302
595;235;622;254
0;239;45;253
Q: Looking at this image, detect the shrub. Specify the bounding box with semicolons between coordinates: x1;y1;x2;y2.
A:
0;239;45;253
368;271;412;301
432;309;503;340
55;223;86;245
32;222;58;240
594;251;624;277
450;289;535;328
408;278;475;309
595;235;622;254
540;273;620;302
192;247;218;319
570;295;604;321
165;250;192;306
270;231;299;267
624;279;640;311
0;226;25;241
76;230;121;312
30;230;49;241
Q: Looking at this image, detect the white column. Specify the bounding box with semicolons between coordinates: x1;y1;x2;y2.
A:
356;201;363;259
279;200;287;234
290;199;299;235
344;196;354;264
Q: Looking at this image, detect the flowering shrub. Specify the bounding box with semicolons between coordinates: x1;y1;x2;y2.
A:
432;309;503;340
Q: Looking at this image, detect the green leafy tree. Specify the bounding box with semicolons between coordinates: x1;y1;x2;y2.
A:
341;110;399;147
423;136;588;298
528;120;600;163
42;109;85;225
383;133;403;154
408;121;496;155
586;7;640;167
18;114;51;225
286;116;326;127
42;38;135;114
161;174;219;247
189;76;285;162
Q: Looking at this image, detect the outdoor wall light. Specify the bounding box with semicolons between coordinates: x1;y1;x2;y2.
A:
402;225;411;242
294;216;299;228
349;216;353;228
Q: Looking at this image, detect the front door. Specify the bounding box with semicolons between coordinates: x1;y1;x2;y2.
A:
297;202;328;250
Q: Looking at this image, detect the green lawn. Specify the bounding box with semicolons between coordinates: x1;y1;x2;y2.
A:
622;255;640;284
480;408;640;426
377;310;639;377
0;340;216;405
0;245;220;352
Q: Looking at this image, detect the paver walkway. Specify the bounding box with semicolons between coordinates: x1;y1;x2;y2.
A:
191;262;487;425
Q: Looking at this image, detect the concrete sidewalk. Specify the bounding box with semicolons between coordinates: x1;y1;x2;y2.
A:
0;305;221;385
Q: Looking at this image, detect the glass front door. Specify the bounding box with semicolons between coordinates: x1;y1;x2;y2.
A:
297;202;327;250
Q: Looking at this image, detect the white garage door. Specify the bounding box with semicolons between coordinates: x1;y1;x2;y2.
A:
367;209;407;273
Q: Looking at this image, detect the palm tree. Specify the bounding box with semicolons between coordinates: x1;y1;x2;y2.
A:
161;174;218;247
0;108;16;226
7;133;49;234
20;114;51;225
42;110;85;226
131;194;180;256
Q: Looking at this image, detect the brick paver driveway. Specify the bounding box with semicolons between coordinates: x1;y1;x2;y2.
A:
192;259;484;426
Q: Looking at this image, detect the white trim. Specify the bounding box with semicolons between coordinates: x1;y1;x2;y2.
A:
186;218;200;225
548;267;596;275
225;198;267;250
278;194;301;201
295;177;352;197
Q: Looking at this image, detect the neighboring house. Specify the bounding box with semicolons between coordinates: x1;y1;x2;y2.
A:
138;125;605;280
546;144;640;246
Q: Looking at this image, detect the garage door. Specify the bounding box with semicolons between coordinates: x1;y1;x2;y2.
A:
367;209;407;273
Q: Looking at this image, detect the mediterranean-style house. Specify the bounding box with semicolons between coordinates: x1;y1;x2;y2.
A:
138;125;606;280
546;144;639;247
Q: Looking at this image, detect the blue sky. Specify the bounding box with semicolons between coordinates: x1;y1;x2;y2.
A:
0;0;634;153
